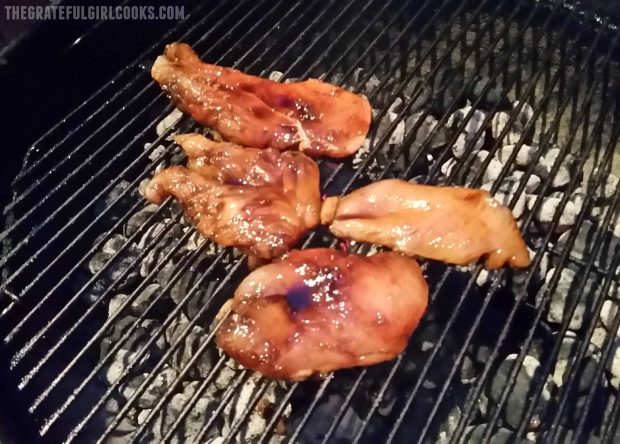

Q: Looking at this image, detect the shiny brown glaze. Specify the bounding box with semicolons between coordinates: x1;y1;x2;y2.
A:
174;133;320;232
145;164;319;259
151;43;371;157
216;249;428;380
321;179;531;269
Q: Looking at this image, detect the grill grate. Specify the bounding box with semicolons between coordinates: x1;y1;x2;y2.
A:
2;0;620;442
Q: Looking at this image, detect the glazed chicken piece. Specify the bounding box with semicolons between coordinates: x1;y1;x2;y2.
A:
216;248;428;380
152;43;371;158
320;180;530;269
174;133;319;197
145;165;319;259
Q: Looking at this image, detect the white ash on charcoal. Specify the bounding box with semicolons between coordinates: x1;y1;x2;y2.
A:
288;393;360;443
591;324;608;350
607;340;620;389
440;157;457;177
156;108;183;137
481;177;528;219
165;320;215;378
124;204;162;238
510;170;542;193
542;267;599;331
600;299;620;338
487;354;553;429
556;220;620;271
467;75;511;111
119;365;178;409
401;77;432;112
464;425;519;444
495;143;539;167
138;223;184;278
362;74;380;96
99;316;166;385
268;71;283;82
460;355;477;384
170;269;219;319
222;375;291;443
214;363;238;391
591;169;619;205
138;178;151;198
530;193;583;232
145;380;219;443
552;331;603;390
435;405;462;443
446;106;487;158
368;109;406;148
535;147;577;189
490;101;535;145
108;284;170;320
404;112;448;151
88;234;140;292
184;228;207;252
88;397;137;443
94;180;135;222
461;150;503;187
148;144;167;162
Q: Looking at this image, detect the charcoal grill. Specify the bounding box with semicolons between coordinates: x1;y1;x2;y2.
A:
2;0;620;442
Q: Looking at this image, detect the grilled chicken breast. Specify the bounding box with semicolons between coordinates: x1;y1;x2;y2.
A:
151;43;371;157
216;248;428;380
321;180;530;269
145;133;320;259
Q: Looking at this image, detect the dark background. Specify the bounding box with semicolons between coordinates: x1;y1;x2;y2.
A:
0;0;190;210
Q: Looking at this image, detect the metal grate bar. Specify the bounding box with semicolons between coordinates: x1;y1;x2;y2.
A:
228;0;524;438
155;0;489;437
451;122;620;441
89;257;244;442
0;0;276;257
289;2;543;441
319;0;499;196
0;134;182;304
376;8;612;442
0;0;302;305
20;210;190;392
86;1;420;439
1;0;305;319
2;197;172;340
417;32;618;442
451;92;618;441
275;0;381;79
41;0;378;438
2;134;181;322
229;1;527;440
190;371;250;444
552;236;620;440
4;2;620;443
257;0;369;77
10;0;236;186
511;192;620;436
160;353;228;442
38;236;214;435
475;37;620;441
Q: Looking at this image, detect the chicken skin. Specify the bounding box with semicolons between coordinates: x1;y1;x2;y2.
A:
151;43;371;158
215;249;428;380
320;180;530;269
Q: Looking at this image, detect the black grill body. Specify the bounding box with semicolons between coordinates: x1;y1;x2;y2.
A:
1;1;620;443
